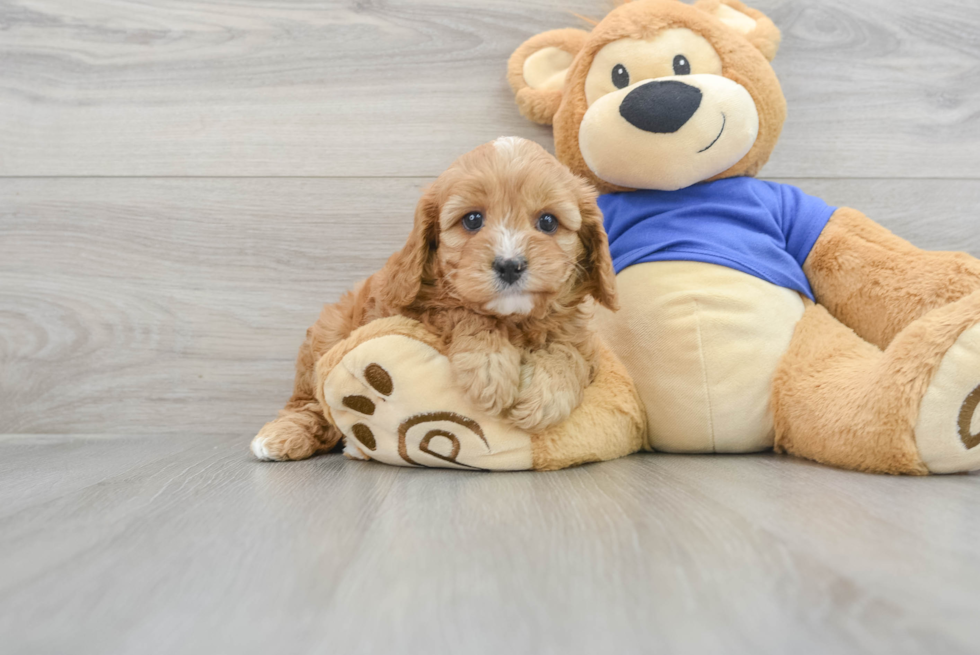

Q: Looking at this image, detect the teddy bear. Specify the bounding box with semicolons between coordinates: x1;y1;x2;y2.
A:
507;0;980;474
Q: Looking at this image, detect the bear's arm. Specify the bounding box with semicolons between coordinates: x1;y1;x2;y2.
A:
803;207;980;349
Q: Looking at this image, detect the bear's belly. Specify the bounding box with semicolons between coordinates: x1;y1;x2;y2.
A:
595;261;806;453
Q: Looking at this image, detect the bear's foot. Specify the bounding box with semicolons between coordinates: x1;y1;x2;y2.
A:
320;330;535;471
916;321;980;473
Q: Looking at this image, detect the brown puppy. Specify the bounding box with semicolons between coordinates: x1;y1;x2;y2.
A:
251;137;618;461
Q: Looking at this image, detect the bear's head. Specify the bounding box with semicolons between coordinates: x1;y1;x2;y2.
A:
508;0;785;193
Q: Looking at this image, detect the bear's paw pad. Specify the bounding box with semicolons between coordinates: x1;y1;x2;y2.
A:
916;322;980;473
321;334;534;471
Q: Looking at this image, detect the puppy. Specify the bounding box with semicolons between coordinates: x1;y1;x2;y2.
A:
251;137;618;461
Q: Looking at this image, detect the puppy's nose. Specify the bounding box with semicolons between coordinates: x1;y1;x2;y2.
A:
493;257;527;285
619;80;702;134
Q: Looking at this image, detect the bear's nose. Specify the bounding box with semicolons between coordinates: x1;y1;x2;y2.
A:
493;257;527;286
619;80;702;134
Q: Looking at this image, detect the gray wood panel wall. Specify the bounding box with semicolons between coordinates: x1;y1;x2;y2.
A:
3;0;980;437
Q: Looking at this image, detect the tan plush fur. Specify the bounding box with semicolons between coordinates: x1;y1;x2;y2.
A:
693;0;781;61
804;208;980;350
508;28;590;125
773;292;980;475
252;138;619;462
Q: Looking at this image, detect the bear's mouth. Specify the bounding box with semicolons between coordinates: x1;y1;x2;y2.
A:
698;113;726;154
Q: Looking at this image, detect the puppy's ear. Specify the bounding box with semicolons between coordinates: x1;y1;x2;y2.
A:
695;0;782;61
508;28;589;125
575;181;618;311
379;186;440;309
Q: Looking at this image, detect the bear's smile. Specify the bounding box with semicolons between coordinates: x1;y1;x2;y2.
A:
698;112;727;154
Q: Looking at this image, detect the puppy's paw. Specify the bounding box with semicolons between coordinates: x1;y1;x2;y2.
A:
450;347;521;416
509;370;581;433
509;347;589;432
250;418;320;461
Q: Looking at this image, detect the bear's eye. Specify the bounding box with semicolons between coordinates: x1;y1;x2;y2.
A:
611;64;630;89
461;211;484;232
673;54;691;76
536;213;559;234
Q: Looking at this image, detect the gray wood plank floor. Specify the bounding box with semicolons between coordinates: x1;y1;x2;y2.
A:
3;435;980;655
3;0;980;652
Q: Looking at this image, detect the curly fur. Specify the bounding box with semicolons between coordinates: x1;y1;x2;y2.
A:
252;138;618;461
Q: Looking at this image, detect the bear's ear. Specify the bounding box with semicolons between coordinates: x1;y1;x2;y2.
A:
695;0;782;61
507;28;589;125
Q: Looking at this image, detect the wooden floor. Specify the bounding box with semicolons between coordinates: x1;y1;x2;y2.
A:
2;0;980;652
2;435;980;654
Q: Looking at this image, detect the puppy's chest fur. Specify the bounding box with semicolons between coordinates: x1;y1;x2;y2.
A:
404;306;562;350
399;297;591;361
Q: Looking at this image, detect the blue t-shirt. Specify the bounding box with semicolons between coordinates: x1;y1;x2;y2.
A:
598;177;837;300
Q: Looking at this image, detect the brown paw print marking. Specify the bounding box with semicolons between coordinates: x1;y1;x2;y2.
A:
419;430;461;462
365;363;393;395
351;423;376;450
343;395;375;415
957;384;980;450
343;395;377;450
343;363;394;452
397;412;488;469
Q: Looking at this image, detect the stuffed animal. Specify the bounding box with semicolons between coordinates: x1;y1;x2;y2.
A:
507;0;980;474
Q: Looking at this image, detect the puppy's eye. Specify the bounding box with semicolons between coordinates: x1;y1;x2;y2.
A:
536;213;559;234
461;211;484;232
612;64;630;89
673;54;691;76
